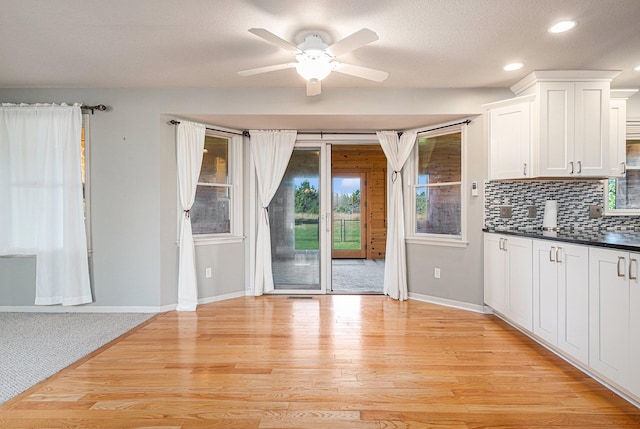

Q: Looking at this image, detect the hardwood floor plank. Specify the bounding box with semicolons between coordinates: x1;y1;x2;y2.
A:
1;295;639;428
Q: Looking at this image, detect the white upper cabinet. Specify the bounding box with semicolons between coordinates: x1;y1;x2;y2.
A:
609;97;628;177
485;96;534;180
609;90;638;177
486;70;621;179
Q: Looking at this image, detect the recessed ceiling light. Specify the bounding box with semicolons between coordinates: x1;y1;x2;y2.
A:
504;62;524;71
634;65;640;71
548;20;577;33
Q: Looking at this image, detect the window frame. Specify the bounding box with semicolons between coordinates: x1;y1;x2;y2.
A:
604;119;640;216
404;123;468;247
190;130;244;245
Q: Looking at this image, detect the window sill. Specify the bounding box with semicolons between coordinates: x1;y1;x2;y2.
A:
193;235;245;246
604;209;640;217
405;236;469;248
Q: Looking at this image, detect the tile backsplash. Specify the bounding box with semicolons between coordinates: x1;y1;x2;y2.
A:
484;180;640;231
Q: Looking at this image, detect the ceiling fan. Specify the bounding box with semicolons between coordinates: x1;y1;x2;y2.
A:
238;28;388;96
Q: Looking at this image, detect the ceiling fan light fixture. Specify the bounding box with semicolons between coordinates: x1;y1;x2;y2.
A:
295;54;332;81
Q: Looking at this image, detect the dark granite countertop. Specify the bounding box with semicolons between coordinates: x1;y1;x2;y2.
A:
483;228;640;252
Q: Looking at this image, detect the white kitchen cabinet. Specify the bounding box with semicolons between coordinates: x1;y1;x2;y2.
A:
485;96;534;180
484;70;620;179
484;233;508;314
529;80;611;177
588;247;638;391
532;240;589;365
609;97;628;177
484;233;533;330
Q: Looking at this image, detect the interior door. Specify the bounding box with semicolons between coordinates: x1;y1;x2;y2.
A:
332;172;366;259
269;142;330;293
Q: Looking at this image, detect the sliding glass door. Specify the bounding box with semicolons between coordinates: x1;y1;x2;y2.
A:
269;143;330;292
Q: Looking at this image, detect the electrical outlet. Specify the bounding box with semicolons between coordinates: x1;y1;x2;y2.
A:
205;267;212;278
589;205;603;218
500;206;512;218
527;205;537;218
434;268;441;279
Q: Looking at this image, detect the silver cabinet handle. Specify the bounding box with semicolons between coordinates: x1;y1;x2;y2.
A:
617;256;626;278
622;162;627;175
549;246;556;262
498;238;503;251
556;247;562;263
502;238;508;251
577;160;582;174
523;163;527;176
569;161;574;174
630;258;638;280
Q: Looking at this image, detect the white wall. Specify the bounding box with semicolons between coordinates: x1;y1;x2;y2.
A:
0;87;511;310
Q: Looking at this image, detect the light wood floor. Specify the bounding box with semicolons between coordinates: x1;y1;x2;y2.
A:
1;295;639;428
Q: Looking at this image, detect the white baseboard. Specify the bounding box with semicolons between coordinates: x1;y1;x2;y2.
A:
0;305;169;313
0;291;247;314
408;292;489;314
198;291;246;305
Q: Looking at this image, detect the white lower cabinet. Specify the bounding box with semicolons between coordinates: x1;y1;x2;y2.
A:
485;233;640;404
588;247;639;394
484;233;532;330
532;240;589;365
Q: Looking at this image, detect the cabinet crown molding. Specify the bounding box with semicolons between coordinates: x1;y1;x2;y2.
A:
511;70;622;96
611;89;639;99
482;94;535;110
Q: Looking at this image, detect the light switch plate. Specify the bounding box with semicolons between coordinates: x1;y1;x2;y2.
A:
500;206;512;218
528;205;537;218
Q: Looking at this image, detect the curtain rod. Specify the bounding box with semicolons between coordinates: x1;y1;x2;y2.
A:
168;118;473;138
81;104;108;115
168;120;247;136
413;119;471;135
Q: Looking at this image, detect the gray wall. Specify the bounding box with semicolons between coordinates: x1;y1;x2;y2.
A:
0;86;523;309
406;118;486;307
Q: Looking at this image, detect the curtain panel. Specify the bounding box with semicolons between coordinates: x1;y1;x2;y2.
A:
376;130;418;301
0;103;91;305
175;121;206;311
249;130;297;296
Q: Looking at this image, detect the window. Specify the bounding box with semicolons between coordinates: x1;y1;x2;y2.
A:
190;132;243;241
406;124;467;246
607;138;640;213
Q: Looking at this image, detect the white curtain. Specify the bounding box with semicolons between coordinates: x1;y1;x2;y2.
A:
176;121;205;311
376;130;418;301
0;103;91;305
250;130;297;296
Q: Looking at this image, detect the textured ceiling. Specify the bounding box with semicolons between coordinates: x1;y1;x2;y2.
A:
1;0;640;90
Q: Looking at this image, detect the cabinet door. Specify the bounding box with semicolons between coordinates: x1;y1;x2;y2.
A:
574;81;610;177
532;240;558;344
489;102;532;180
484;234;507;314
557;243;589;365
609;98;627;177
589;247;630;385
629;252;640;396
537;82;574;177
506;236;533;331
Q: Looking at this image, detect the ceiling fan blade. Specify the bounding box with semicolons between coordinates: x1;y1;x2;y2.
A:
248;28;301;53
306;79;321;96
332;62;389;82
326;28;379;57
238;63;295;77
